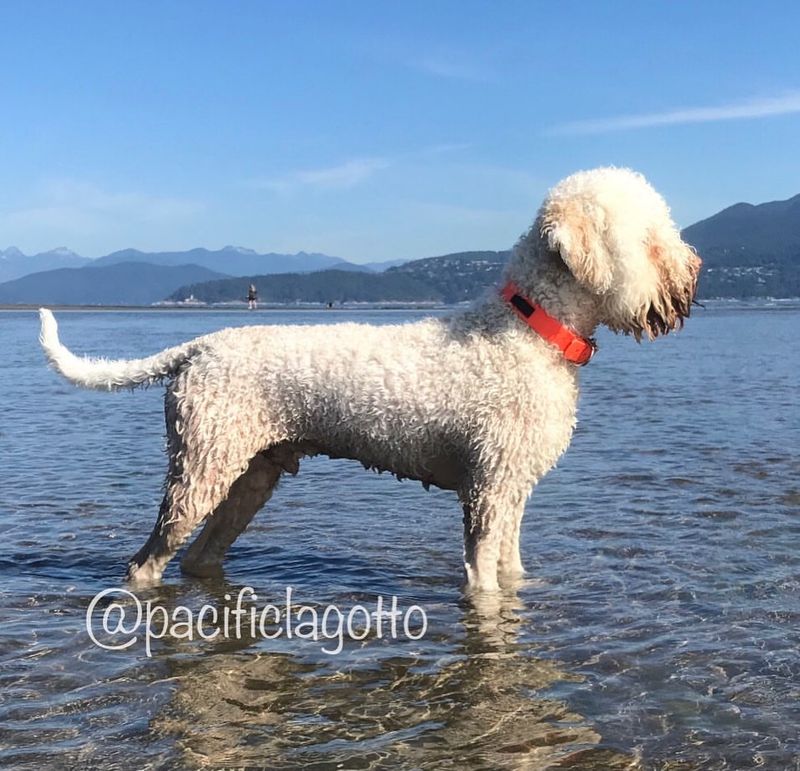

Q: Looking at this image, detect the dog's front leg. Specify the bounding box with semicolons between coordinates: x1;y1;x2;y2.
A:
461;484;525;593
497;498;528;580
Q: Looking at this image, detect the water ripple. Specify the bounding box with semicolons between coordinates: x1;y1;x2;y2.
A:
0;306;798;769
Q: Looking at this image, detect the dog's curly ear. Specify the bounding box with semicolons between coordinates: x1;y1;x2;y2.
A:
539;195;615;293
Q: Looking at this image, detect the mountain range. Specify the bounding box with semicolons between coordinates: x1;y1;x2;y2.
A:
682;194;800;264
166;253;512;305
0;245;369;284
0;247;402;305
1;190;799;304
683;193;800;298
92;246;348;275
389;251;510;304
170;194;800;304
0;247;89;283
0;262;228;306
169;269;441;305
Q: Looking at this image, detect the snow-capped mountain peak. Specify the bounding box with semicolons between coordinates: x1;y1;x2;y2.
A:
40;247;79;258
1;247;25;261
0;246;89;283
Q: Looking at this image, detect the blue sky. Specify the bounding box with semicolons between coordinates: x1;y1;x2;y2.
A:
1;0;799;261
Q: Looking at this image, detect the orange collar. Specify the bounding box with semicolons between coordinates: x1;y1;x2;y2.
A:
501;281;596;366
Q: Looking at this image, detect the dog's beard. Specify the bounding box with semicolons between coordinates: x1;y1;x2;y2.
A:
611;256;701;342
643;271;698;339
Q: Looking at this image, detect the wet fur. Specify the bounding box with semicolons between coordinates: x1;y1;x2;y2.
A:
39;167;700;592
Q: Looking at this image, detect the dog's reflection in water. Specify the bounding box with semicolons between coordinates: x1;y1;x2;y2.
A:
150;583;636;770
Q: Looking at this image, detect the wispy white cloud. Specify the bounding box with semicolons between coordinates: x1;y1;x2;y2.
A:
248;144;472;195
410;53;489;82
549;92;800;135
249;157;391;194
415;141;474;156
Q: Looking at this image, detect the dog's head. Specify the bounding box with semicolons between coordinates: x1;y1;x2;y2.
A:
520;167;701;340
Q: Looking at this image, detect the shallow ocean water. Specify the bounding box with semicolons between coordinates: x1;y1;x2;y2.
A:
0;304;798;770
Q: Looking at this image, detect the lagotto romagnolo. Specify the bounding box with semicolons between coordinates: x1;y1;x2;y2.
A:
39;168;701;592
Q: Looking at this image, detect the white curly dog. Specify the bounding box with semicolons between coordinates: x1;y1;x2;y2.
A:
40;168;700;591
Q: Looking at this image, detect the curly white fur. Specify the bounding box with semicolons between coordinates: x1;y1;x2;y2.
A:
39;167;700;592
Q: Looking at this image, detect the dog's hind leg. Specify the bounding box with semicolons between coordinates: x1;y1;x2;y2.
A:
127;463;257;586
126;381;270;585
180;453;282;578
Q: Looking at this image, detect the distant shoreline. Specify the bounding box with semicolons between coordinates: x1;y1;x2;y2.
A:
0;303;452;312
1;298;798;313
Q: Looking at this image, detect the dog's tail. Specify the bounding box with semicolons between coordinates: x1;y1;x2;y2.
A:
39;308;197;391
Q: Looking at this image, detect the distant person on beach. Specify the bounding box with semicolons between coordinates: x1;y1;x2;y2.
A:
247;284;258;310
